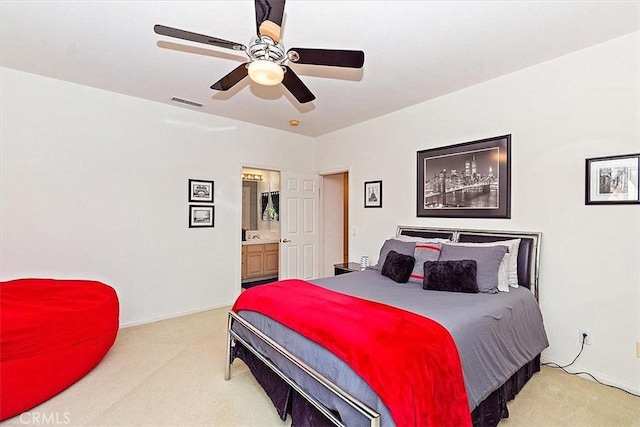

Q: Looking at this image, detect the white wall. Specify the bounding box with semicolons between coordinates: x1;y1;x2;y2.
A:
1;32;638;395
315;33;640;393
321;173;345;277
0;67;314;326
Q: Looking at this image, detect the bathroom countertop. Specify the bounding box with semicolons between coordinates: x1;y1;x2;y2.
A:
242;239;280;246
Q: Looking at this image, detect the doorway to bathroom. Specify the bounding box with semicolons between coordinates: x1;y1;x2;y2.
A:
241;167;281;289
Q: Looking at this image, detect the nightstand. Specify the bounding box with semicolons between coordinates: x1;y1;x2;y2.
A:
334;262;363;276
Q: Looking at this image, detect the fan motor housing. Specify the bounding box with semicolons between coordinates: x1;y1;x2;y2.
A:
247;36;286;64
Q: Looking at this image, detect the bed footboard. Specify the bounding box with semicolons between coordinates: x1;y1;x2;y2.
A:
226;311;381;427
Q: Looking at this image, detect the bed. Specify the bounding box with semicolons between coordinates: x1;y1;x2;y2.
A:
226;226;548;426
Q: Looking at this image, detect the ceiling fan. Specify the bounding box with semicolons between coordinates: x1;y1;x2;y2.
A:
154;0;365;104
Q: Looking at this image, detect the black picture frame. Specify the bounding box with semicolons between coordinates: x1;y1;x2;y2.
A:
417;135;511;218
188;179;214;203
585;153;640;205
189;205;215;228
364;180;382;208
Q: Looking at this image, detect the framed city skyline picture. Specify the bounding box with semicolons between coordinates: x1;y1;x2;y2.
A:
416;135;511;218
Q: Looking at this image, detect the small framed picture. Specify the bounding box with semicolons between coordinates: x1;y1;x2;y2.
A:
189;205;215;228
364;180;382;208
585;153;639;205
188;179;214;203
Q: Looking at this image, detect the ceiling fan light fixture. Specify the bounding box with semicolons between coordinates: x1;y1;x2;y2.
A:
248;60;284;86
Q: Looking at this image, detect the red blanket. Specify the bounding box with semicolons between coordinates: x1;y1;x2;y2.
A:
232;279;470;426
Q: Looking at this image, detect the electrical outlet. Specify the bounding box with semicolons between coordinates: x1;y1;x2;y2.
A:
579;329;591;345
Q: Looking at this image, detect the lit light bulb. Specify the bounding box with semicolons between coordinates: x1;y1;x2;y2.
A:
248;60;284;86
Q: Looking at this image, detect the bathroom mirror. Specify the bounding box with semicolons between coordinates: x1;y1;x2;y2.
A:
242;169;280;234
242;181;258;230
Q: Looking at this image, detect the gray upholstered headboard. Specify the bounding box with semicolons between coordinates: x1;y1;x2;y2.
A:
396;226;542;298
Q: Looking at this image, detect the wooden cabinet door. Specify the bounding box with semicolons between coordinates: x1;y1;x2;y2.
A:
241;246;248;279
246;245;264;278
263;243;279;276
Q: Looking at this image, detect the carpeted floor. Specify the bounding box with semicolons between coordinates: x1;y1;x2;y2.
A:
2;306;638;426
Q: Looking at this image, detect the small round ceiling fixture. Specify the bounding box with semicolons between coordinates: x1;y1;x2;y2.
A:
289;119;300;127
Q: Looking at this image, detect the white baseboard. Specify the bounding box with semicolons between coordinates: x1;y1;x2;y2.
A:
119;301;236;329
540;355;640;396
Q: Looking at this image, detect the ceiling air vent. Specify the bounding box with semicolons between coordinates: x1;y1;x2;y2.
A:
170;97;203;108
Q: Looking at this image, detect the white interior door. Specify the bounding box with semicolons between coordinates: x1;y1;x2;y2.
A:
279;171;319;280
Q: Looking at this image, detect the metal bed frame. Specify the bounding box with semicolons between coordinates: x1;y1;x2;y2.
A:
225;226;542;426
226;311;381;426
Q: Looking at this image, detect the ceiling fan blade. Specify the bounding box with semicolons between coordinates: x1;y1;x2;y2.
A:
154;25;246;51
210;64;249;91
255;0;285;42
287;48;365;68
255;0;285;28
282;66;315;104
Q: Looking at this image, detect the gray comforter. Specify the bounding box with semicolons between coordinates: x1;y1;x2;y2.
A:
233;269;548;426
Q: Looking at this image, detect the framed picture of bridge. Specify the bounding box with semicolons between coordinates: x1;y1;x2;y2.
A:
416;135;511;218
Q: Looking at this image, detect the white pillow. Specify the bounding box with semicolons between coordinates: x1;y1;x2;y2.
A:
454;239;521;290
504;239;521;287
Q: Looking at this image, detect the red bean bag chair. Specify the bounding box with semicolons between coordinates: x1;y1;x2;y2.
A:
0;278;119;421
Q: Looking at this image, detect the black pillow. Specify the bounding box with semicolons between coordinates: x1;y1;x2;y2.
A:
381;250;416;283
423;260;479;293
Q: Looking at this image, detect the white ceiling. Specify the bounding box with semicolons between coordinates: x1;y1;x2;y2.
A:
1;1;638;137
